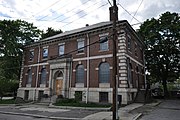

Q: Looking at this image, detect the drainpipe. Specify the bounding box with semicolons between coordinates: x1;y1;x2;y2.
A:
69;58;73;98
34;45;40;101
86;33;90;104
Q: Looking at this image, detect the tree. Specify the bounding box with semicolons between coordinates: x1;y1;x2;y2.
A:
41;27;62;39
0;19;42;96
138;12;180;98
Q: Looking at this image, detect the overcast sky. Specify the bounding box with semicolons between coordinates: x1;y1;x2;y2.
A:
0;0;179;32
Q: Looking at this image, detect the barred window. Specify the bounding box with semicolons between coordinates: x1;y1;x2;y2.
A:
76;65;84;83
99;62;110;83
40;68;46;84
99;92;108;103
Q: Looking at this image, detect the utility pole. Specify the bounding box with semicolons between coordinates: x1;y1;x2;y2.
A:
112;0;118;120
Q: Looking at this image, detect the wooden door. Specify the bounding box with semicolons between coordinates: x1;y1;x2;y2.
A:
56;79;63;95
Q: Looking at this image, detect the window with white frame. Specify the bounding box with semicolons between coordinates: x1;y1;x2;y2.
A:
100;36;108;51
43;47;48;59
76;65;84;83
77;39;84;53
27;69;32;84
59;44;65;56
99;62;110;83
40;68;46;84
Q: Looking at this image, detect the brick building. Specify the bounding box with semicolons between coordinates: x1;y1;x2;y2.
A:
17;7;145;105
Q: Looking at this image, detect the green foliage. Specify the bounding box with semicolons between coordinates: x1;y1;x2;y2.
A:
74;92;82;101
138;11;180;97
0;99;15;104
54;98;111;108
0;19;42;96
41;27;62;39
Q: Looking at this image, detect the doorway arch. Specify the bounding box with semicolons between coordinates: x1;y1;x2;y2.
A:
54;70;64;96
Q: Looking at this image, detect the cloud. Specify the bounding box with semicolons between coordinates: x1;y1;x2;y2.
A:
0;0;179;31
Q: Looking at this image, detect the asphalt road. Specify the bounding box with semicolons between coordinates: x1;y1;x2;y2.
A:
139;99;180;120
0;105;101;120
0;113;52;120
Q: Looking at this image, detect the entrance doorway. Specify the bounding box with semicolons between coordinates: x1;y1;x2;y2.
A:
56;79;63;95
54;70;64;96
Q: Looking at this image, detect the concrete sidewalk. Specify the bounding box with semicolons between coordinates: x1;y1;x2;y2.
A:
0;102;162;120
82;103;143;120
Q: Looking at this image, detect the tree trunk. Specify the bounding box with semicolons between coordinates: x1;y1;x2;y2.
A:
162;79;169;98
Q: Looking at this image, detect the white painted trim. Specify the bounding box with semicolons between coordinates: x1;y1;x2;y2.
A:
77;38;85;41
125;54;144;67
73;54;113;61
99;33;109;37
24;62;49;67
58;42;65;45
117;53;144;67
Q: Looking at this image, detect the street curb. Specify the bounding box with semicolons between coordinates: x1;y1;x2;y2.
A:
49;104;110;111
0;111;80;120
132;113;142;120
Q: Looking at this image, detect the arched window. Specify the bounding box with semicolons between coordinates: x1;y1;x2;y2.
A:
27;69;32;84
40;68;46;84
99;62;110;83
76;65;84;83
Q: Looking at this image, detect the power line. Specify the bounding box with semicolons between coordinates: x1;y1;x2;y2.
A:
31;0;62;18
51;0;93;22
36;0;73;21
117;3;142;24
56;1;101;23
107;0;113;6
130;0;144;23
60;2;108;29
36;0;94;29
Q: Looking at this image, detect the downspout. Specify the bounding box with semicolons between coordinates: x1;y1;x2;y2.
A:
86;33;90;103
69;58;73;98
143;50;147;89
34;45;40;101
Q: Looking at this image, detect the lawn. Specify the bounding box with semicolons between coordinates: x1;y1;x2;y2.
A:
0;99;15;104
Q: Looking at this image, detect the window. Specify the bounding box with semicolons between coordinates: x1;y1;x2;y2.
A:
77;40;84;53
24;90;29;100
135;43;137;57
100;36;108;51
127;35;131;51
99;62;110;83
59;44;65;56
75;91;82;101
40;68;46;84
127;59;133;84
29;50;34;61
99;92;108;103
43;48;48;59
76;65;84;83
27;69;32;84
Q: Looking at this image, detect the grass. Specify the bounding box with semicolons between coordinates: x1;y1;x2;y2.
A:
54;98;111;108
0;99;15;104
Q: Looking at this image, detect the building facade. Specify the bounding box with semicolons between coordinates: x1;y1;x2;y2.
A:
17;8;145;104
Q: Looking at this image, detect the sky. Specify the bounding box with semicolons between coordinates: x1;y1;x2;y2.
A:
0;0;179;32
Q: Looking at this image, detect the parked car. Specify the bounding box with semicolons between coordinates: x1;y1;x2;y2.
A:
151;88;164;98
177;90;180;98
